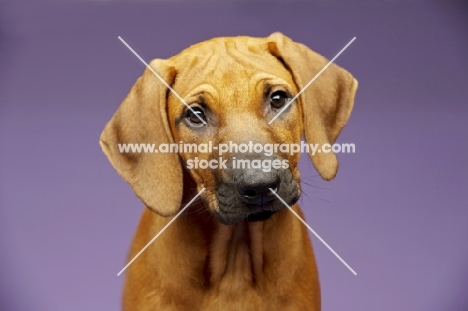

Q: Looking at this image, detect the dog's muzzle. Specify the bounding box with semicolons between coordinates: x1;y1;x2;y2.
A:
213;155;300;225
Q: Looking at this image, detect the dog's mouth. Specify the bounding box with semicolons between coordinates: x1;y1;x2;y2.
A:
213;207;278;226
202;166;300;225
246;209;276;222
211;193;299;225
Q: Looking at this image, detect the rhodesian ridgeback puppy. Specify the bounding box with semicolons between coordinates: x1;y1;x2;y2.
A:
100;32;357;310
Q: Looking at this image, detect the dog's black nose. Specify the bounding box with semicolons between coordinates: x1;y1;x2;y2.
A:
237;171;280;206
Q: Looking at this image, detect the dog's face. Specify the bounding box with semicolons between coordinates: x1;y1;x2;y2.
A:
99;33;357;223
166;38;303;224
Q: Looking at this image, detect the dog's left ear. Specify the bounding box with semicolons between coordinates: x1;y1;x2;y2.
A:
267;32;358;180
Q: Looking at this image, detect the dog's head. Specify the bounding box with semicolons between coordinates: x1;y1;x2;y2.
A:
100;33;357;225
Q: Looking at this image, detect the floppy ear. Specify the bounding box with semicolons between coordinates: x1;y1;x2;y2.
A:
267;32;358;180
99;59;183;216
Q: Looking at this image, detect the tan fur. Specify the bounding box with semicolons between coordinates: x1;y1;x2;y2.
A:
100;33;357;310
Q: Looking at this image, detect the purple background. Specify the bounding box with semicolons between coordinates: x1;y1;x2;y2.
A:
1;0;467;310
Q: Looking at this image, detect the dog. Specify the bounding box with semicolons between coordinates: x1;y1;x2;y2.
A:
100;32;357;310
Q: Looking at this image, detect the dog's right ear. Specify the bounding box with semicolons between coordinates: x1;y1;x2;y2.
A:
99;59;183;217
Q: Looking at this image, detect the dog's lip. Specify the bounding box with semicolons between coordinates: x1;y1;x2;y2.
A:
214;189;300;224
219;202;275;212
217;204;282;217
214;208;277;225
220;209;274;215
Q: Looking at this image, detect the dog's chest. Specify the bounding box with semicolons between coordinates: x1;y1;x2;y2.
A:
202;222;262;309
208;222;259;286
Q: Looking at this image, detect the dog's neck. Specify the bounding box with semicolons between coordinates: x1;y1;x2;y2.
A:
180;169;265;288
208;220;264;288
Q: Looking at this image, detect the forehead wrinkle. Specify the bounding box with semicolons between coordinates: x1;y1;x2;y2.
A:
203;53;221;78
175;40;284;93
249;72;296;96
183;83;220;105
200;58;253;108
218;41;296;98
224;40;270;72
172;38;296;115
183;39;269;81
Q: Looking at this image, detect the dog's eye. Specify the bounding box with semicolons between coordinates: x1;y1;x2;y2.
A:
186;107;206;125
269;91;290;109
